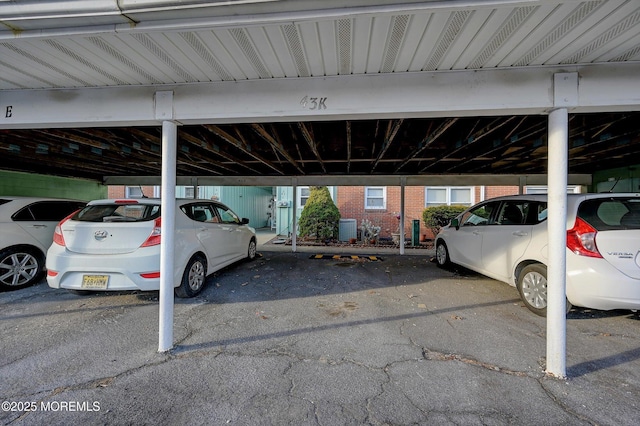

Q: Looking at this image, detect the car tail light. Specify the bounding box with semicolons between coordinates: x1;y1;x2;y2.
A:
566;217;603;258
47;270;58;277
140;272;160;279
52;211;78;247
140;217;162;247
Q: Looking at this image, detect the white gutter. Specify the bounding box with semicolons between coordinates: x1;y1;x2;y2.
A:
1;0;549;39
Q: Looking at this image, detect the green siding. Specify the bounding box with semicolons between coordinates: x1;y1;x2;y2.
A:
0;170;106;200
275;186;336;236
593;166;640;193
219;186;273;228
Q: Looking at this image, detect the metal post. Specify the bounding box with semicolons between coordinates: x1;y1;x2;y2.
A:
158;120;177;352
546;107;568;378
291;178;297;252
400;178;406;255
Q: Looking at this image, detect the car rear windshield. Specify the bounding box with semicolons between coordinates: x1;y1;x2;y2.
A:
578;197;640;230
73;203;161;222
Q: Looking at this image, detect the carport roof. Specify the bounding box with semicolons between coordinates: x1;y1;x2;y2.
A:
1;0;639;184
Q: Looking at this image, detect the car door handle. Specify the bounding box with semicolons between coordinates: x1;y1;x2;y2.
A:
512;231;528;236
31;224;47;228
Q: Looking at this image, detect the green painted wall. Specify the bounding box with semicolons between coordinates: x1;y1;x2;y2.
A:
275;186;337;236
0;170;106;200
592;165;640;193
175;185;274;228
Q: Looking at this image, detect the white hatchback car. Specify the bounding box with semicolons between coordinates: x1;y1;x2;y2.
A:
0;196;85;290
46;198;257;297
435;193;640;316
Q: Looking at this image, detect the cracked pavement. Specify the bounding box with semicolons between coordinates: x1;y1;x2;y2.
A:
1;248;639;425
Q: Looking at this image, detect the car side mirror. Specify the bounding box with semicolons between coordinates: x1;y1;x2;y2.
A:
241;218;250;225
451;218;460;230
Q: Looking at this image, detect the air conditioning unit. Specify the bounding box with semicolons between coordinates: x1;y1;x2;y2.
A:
276;200;291;208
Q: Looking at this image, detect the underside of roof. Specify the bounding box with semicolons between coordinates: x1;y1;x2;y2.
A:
1;0;639;184
1;112;638;183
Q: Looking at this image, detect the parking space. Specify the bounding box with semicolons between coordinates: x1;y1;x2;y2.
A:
1;248;639;425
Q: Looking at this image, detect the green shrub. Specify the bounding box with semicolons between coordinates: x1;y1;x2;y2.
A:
422;205;467;236
298;186;341;241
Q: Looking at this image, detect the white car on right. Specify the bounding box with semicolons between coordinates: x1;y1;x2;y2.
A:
435;193;640;316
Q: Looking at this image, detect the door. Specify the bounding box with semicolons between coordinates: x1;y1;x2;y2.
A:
188;203;235;268
15;200;85;248
448;201;499;269
481;201;540;282
212;204;246;261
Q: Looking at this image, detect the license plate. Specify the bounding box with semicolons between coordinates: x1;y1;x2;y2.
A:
81;275;109;289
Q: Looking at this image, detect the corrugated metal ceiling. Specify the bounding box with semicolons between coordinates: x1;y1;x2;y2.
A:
2;1;639;89
0;0;639;182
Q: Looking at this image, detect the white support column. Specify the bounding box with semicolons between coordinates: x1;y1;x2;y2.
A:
291;178;297;252
158;117;177;353
400;178;406;255
546;107;568;378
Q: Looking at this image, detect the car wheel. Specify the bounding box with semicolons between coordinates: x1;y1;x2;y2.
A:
247;238;257;261
0;246;45;291
517;264;571;317
435;241;451;268
517;264;548;316
175;255;207;298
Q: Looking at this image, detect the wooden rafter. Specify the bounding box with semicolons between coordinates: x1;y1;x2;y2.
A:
250;124;304;174
464;119;548;173
371;119;403;172
179;130;254;175
203;125;284;175
421;116;518;172
397;118;458;171
297;123;326;173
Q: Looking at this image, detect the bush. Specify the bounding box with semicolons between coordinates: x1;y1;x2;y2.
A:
422;205;467;237
298;186;341;241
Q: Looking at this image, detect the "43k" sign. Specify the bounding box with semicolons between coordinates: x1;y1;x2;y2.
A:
300;96;327;110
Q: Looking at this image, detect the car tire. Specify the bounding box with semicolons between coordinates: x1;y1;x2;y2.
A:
247;238;257;261
435;241;451;268
517;264;571;317
175;255;207;298
0;246;45;291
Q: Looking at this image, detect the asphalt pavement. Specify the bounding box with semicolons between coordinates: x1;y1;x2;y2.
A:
1;235;639;425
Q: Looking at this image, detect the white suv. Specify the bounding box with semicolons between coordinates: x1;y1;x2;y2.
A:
435;193;640;316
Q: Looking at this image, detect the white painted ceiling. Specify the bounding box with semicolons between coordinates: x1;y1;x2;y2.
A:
1;0;639;181
2;0;639;90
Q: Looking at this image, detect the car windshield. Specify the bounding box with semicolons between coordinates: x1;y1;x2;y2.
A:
74;203;161;222
578;197;640;230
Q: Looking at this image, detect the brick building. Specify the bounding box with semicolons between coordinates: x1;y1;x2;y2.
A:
336;185;521;240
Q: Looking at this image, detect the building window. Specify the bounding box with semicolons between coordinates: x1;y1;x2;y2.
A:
298;187;310;209
525;186;581;194
365;187;386;209
126;186;144;198
425;187;473;207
